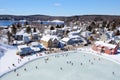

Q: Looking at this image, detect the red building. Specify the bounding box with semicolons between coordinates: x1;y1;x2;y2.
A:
92;41;118;55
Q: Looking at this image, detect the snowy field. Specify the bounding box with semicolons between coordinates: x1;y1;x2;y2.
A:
1;51;120;80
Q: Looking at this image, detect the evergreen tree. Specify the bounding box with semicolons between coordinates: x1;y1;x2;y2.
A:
106;23;110;28
33;27;37;32
17;22;22;29
24;21;29;27
26;26;31;33
50;26;55;30
11;24;17;34
61;24;64;28
87;26;92;31
102;21;107;27
7;31;11;44
56;25;60;28
111;22;116;30
90;22;96;28
115;30;120;36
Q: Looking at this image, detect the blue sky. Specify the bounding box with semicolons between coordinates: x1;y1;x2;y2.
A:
0;0;120;16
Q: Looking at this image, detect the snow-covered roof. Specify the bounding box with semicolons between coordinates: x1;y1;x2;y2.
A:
41;35;58;42
68;30;80;35
30;47;40;52
17;45;28;52
69;35;80;39
81;31;91;38
106;31;114;38
30;42;39;46
16;29;24;35
61;37;70;42
51;20;64;23
95;41;117;49
23;33;31;36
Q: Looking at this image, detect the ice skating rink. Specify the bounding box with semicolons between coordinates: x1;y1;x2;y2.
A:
1;51;120;80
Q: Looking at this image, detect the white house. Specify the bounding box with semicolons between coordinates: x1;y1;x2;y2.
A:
17;45;34;56
61;36;83;45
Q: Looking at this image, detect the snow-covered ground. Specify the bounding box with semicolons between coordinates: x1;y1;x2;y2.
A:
0;47;46;77
0;43;16;58
0;44;120;78
1;50;120;80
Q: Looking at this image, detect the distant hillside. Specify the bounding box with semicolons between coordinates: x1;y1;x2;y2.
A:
0;15;120;22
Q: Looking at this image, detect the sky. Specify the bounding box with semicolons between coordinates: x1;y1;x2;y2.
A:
0;0;120;16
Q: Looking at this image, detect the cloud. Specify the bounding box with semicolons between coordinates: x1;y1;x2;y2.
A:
54;3;61;7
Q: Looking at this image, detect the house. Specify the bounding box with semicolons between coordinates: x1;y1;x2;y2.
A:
100;34;108;41
61;36;83;45
31;32;39;41
23;33;31;43
68;30;80;37
106;31;114;39
40;35;59;48
30;42;46;52
80;30;92;39
17;45;34;56
92;41;118;55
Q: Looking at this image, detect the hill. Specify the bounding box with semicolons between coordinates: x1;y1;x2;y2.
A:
0;15;120;22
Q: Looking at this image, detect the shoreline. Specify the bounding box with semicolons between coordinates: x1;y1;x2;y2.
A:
0;48;120;78
79;48;120;65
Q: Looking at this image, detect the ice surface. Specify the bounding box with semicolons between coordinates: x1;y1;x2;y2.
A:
1;51;120;80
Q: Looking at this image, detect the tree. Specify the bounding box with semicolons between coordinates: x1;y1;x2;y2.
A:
24;21;29;27
89;36;94;41
66;30;70;35
61;24;64;28
87;26;92;31
7;31;11;44
111;22;116;30
16;22;22;29
102;21;107;27
56;25;60;28
26;26;31;33
90;22;96;28
94;16;103;21
106;23;110;28
115;30;120;36
11;24;17;34
33;27;37;32
50;26;55;30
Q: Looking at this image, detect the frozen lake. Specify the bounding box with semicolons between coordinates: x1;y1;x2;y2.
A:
1;51;120;80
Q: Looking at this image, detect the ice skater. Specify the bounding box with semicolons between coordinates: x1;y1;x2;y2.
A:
14;69;16;72
112;72;115;75
60;67;63;70
35;66;38;69
8;66;11;69
89;59;91;62
67;61;68;64
24;68;27;71
16;73;19;76
80;63;83;66
98;58;100;61
91;62;94;65
71;63;74;66
12;64;16;67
